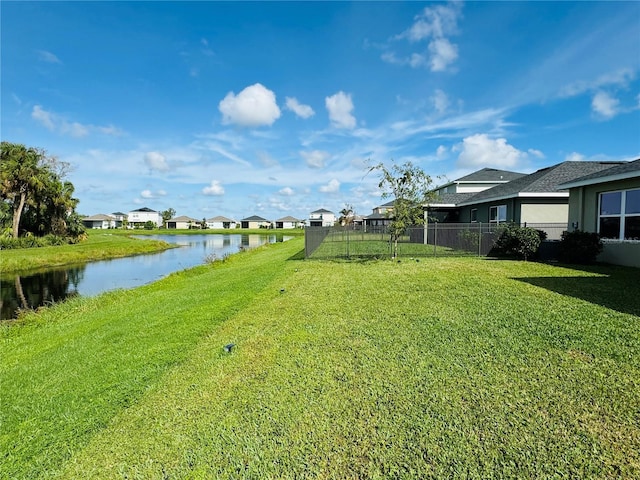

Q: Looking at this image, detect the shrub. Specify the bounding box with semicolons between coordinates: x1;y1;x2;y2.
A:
493;223;542;261
558;230;603;264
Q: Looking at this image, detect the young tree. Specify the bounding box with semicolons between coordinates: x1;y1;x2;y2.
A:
369;160;435;258
161;208;176;225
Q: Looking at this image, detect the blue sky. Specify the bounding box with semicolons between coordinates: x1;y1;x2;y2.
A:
2;1;639;221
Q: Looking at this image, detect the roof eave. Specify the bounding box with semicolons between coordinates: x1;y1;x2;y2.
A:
559;170;640;189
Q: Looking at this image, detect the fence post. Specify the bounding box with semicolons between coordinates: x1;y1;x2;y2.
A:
478;222;482;257
433;222;438;257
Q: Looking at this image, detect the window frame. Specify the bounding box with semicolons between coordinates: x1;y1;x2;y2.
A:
598;188;640;240
489;204;507;223
470;208;478;223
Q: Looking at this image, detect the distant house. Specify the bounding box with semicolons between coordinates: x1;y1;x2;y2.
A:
166;215;200;229
559;158;640;267
241;215;271;229
206;216;237;229
128;207;162;228
364;200;395;229
82;214;116;229
427;168;525;223
111;212;127;228
276;216;302;229
308;208;335;227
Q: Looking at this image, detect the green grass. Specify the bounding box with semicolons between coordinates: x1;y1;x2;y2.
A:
311;232;461;259
1;237;639;479
0;231;174;274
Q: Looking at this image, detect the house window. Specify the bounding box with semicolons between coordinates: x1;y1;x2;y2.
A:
489;205;507;223
470;209;478;222
599;189;640;240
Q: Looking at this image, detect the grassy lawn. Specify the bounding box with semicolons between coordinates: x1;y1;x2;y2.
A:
1;236;639;479
0;231;173;274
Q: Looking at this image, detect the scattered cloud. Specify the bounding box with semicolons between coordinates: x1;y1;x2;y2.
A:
431;89;450;114
565;152;585;162
36;50;62;64
301;150;330;169
285;97;315;119
218;83;281;127
528;148;545;159
560;68;635;98
140;189;167;199
591;91;620;119
144;151;170;172
31;105;123;138
455;134;528;169
325;91;356;129
278;187;295;196
319;178;340;193
202;180;225;196
383;2;463;72
436;145;448;159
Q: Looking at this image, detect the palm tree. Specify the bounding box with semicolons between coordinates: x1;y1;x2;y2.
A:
0;142;47;237
338;204;354;226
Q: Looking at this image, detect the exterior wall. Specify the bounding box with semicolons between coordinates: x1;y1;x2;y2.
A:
519;202;568;224
207;221;237;229
567;177;640;267
599;242;640;268
567;178;640;233
276;221;297;229
128;210;162;227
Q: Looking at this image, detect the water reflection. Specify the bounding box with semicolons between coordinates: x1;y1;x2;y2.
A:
1;234;291;320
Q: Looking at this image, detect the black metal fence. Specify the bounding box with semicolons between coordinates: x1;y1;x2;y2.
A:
305;223;568;259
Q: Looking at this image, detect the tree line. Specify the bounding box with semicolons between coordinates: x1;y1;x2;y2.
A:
0;141;85;241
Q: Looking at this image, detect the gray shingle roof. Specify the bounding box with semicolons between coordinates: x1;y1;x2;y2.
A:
311;208;334;214
242;215;269;222
84;214;115;221
459;161;625;205
277;216;300;222
207;216;236;222
558;158;640;188
168;216;199;222
455;168;525;182
429;193;477;206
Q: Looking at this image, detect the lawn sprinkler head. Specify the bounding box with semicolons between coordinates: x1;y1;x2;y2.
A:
223;343;235;353
280;288;285;293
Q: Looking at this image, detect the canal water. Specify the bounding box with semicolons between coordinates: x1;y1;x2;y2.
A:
1;233;292;320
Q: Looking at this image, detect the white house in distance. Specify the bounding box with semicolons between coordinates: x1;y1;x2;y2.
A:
127;207;162;228
82;214;116;229
276;216;302;229
206;216;238;229
166;215;200;229
308;208;335;227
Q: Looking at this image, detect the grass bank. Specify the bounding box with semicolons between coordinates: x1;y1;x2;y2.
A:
0;231;173;274
1;237;639;479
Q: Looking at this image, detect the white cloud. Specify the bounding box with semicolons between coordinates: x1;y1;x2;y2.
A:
278;187;295;196
325;91;356;129
565;152;586;162
144;152;170;172
32;105;56;130
528;148;545;159
456;134;527;169
31;105;121;138
301;150;330;169
36;50;62;64
428;38;458;72
319;179;340;193
436;145;448;159
285;97;315;119
385;2;462;72
140;189;166;199
202;180;225;196
560;68;635;97
591;91;620;119
218;83;281;127
432;89;450;114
